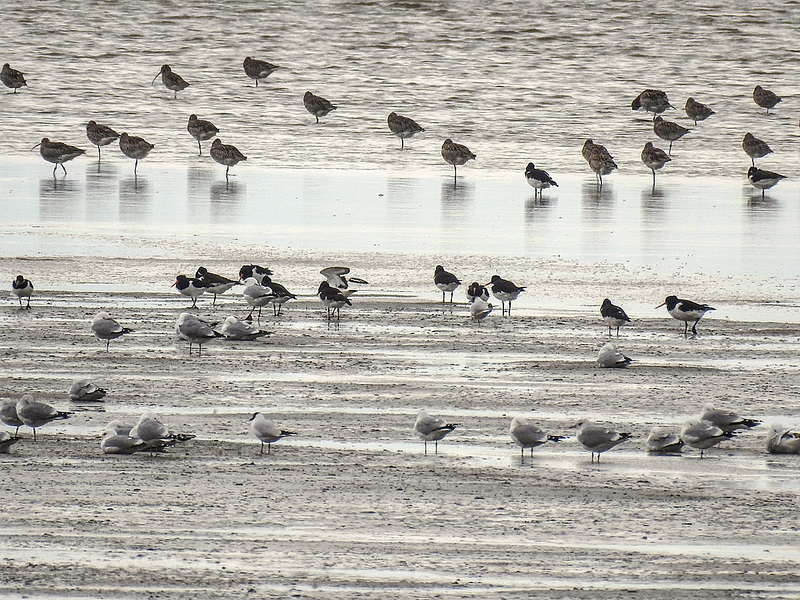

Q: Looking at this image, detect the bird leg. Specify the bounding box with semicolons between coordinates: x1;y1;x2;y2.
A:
198;140;202;156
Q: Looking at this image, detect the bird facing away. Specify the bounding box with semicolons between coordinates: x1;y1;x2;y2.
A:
16;395;72;441
753;85;781;114
175;313;222;356
684;97;714;124
680;419;734;457
600;298;631;337
487;274;525;316
699;403;760;434
765;424;800;454
748;166;786;198
1;399;23;435
243;57;279;86
152;64;189;98
596;342;632;368
209;139;247;178
195;266;238;305
86;121;119;160
1;63;27;92
524;162;558;197
653;116;689;155
509;417;564;457
656;295;715;336
587;148;617;186
0;431;20;454
100;429;154;455
118;132;154;175
303;91;336;123
220;315;270;341
441;138;476;182
187;114;219;156
742;133;773;166
414;411;458;455
582;139;613;163
91;311;133;351
173;274;209;308
646;427;684;453
249;412;296;454
469;296;493;322
68;378;107;402
387;112;424;148
572;418;633;463
318;280;352;320
32;138;85;176
641;141;671;186
11;275;33;308
434;265;461;303
129;411;195;453
631;89;672;119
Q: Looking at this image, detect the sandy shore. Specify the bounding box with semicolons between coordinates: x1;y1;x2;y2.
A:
2;247;800;599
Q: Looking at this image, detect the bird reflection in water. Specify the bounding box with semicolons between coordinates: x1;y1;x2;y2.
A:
581;180;615;216
119;176;151;221
39;178;79;219
210;180;244;221
524;193;555;226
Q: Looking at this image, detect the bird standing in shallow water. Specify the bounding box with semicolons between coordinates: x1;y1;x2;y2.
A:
653;116;689;155
600;298;630;337
414;411;457;455
524;162;558;198
747;166;786;198
572;418;632;463
641;141;671;186
441;138;475;183
680;419;733;458
753;85;780;114
187;114;219;156
152;64;189;99
209;139;246;179
243;57;279;86
303;91;336;123
742;133;773;166
86;121;119;160
587;149;617;186
509;417;564;457
387;112;424;148
1;63;26;92
684;97;714;124
487;275;525;316
656;295;715;336
32;138;85;176
631;89;672;119
118;132;154;175
434;265;460;303
11;275;33;308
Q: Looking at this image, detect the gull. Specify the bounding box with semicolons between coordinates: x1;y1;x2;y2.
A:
86;121;119;160
195;266;239;305
68;378;106;402
465;282;489;302
243;57;279;86
641;141;671;186
220;315;270;341
441;138;476;183
1;63;26;92
434;265;461;303
129;411;195;453
753;85;780;114
11;275;33;309
173;274;209;309
742;133;773;167
91;311;133;351
748;166;786;199
303;91;336;123
525;162;558;198
118;132;154;175
242;277;276;323
646;426;684;453
387;112;424;149
0;431;20;453
765;424;800;454
249;412;296;454
699;403;760;433
239;264;273;285
32;138;85;176
16;395;72;440
104;420;132;436
152;64;189;99
1;399;23;435
175;313;222;356
656;295;715;336
209;138;246;179
631;89;672;119
320;266;368;296
653;116;689;155
414;411;458;455
684;97;714;124
509;417;564;457
572;418;632;463
470;296;493;322
318;280;352;321
600;298;631;337
187;114;219;156
100;429;155;455
596;342;632;368
681;418;734;457
487;274;525;316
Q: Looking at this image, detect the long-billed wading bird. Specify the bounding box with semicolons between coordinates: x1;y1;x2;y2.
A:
434;265;461;303
152;64;189;99
243;57;279;86
656;295;715;336
753;85;781;114
32;138;85;176
641;141;671;186
86;121;119;160
1;63;27;92
742;133;772;166
387;112;424;149
303;91;336;123
118;132;154;175
684;97;714;124
187;114;219;156
209;139;246;179
441;138;476;184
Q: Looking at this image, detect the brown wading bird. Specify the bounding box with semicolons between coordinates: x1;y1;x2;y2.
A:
152;64;189;99
684;97;714;125
387;112;424;148
243;57;279;86
303;91;336;123
118;132;154;175
641;141;671;186
32;138;85;176
753;85;780;114
209;139;247;178
187;114;219;156
587;148;617;186
653;116;689;155
631;89;672;119
742;132;772;166
441;138;476;183
86;121;119;161
1;63;26;92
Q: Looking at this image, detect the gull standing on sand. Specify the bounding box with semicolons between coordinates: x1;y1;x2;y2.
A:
646;426;684;453
118;132;154;175
641;141;671;185
249;412;296;454
303;91;336;123
753;85;781;114
195;266;239;305
318;281;351;321
684;97;714;125
187;114;219;156
1;63;26;92
86;121;119;160
387;112;424;148
742;133;773;166
11;275;33;308
242;277;275;323
220;315;270;341
656;295;715;336
414;411;458;455
173;274;209;309
469;296;493;322
524;162;558;198
680;418;733;457
68;378;107;402
631;89;672;119
1;399;23;435
0;431;20;453
32;138;85;176
91;311;133;351
765;424;800;454
243;56;279;86
129;411;195;453
699;403;760;433
572;418;633;463
600;298;631;337
653;116;689;155
152;64;189;99
175;313;222;356
209;139;247;179
16;395;71;440
441;138;476;182
434;265;460;303
487;275;525;316
509;417;564;457
747;166;786;198
596;342;632;368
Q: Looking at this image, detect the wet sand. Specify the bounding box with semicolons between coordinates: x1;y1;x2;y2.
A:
2;244;800;598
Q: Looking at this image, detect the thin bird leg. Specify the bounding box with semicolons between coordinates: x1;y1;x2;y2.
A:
198;140;202;156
